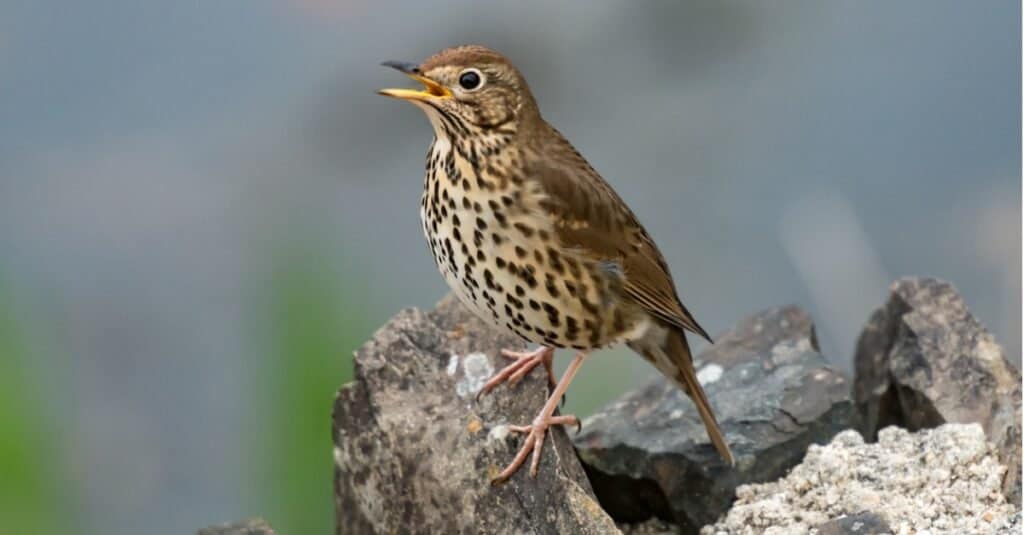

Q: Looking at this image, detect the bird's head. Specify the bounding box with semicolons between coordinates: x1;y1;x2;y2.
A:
378;45;539;138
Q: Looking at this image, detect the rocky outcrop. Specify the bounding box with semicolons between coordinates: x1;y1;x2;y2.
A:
574;306;856;532
198;276;1020;534
332;296;618;535
702;424;1017;534
853;277;1022;506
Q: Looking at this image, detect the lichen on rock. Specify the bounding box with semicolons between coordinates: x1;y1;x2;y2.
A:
701;424;1016;534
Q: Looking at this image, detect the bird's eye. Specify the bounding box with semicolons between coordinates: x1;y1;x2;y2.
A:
458;69;483;91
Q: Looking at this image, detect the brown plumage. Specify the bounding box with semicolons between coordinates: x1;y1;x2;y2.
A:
379;45;733;484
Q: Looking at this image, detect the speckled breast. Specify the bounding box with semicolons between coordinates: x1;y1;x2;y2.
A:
419;136;645;351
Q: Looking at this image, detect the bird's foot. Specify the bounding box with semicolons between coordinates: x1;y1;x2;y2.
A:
490;413;580;485
476;346;555;400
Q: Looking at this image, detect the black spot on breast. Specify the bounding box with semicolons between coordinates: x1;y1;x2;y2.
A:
493;211;508;227
565;317;580;341
547;248;565;274
542;303;560;327
529;299;540;310
495;257;506;269
514;246;527;258
544;274;560;298
515;285;525;297
488;199;500;210
491;233;503;245
514;222;534;237
476;217;487;230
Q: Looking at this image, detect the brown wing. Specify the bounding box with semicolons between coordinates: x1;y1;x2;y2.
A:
527;127;712;342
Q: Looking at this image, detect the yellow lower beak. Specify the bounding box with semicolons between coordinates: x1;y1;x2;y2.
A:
378;73;452;101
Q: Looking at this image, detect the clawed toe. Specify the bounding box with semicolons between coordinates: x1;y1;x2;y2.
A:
476;346;556;401
487;351;589;485
490;413;580;485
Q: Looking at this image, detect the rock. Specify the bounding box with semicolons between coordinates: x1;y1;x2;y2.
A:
994;511;1021;534
814;512;891;535
575;306;856;532
618;517;679;535
701;424;1017;534
197;518;277;535
333;295;619;535
853;277;1022;505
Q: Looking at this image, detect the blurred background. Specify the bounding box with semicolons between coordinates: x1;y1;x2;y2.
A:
0;1;1019;534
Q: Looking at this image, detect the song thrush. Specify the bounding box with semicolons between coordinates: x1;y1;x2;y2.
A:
379;45;733;484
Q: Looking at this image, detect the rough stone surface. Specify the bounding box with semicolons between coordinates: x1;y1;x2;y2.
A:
575;306;855;532
702;424;1016;534
814;512;890;535
197;518;277;535
993;511;1021;534
333;295;619;535
854;277;1022;505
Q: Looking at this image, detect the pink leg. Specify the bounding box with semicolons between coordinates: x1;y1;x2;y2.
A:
476;346;556;400
491;352;588;485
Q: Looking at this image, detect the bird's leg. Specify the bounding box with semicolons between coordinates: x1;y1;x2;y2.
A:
476;346;556;400
491;352;587;485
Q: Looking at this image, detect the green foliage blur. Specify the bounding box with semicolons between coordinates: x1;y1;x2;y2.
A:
0;273;73;535
250;243;373;535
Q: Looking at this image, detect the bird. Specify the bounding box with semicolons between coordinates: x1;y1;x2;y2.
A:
378;45;733;484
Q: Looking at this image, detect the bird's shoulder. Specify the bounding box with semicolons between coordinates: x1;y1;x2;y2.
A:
521;124;711;341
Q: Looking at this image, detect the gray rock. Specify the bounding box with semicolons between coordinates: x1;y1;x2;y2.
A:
575;306;855;532
197;518;276;535
815;512;891;535
701;424;1017;534
333;295;619;535
853;277;1022;506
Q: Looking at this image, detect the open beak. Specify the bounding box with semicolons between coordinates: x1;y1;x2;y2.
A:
378;60;452;101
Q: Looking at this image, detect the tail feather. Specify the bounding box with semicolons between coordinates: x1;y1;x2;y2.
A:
665;329;735;466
